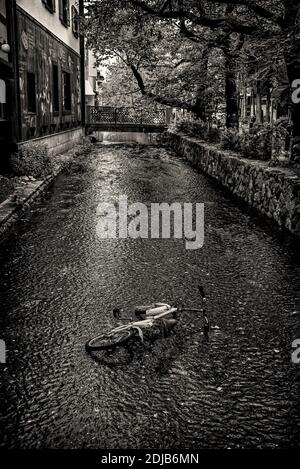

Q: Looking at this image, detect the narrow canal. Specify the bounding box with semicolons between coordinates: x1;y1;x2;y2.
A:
0;143;299;449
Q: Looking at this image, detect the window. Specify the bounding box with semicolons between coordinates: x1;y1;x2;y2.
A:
0;0;7;19
0;0;7;58
72;5;79;38
0;79;7;120
42;0;56;14
62;71;71;112
59;0;70;28
27;72;36;113
53;64;59;112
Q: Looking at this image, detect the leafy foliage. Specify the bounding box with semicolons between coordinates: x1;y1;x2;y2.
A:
85;0;300;156
177;118;288;160
222;124;277;160
84;0;225;117
174;120;221;143
221;128;244;153
0;176;16;204
10;143;54;178
243;124;273;160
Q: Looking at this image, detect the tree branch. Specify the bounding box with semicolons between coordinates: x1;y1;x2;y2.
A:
204;0;285;26
130;0;258;34
130;64;195;110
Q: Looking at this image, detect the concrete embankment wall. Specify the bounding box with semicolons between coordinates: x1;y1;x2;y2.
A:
18;128;84;157
165;132;300;236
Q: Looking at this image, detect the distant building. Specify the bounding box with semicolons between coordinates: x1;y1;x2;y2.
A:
85;47;97;109
0;0;85;167
238;70;290;127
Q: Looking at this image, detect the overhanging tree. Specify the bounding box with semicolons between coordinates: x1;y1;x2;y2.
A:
125;0;300;156
85;0;300;156
84;1;227;123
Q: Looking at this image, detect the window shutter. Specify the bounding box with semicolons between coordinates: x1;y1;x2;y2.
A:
42;0;56;13
72;6;79;38
72;5;75;34
59;0;63;22
59;0;70;26
67;0;70;27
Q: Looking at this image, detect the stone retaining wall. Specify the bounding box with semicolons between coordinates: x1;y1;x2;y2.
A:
165;132;300;236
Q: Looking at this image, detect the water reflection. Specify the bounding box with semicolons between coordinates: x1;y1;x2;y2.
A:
93;131;162;144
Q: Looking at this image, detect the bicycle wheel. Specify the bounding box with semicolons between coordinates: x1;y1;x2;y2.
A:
86;329;134;352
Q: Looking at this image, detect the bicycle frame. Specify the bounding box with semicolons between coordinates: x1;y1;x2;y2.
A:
86;284;209;352
109;307;178;336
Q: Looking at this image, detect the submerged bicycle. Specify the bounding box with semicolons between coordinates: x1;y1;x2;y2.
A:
85;285;209;353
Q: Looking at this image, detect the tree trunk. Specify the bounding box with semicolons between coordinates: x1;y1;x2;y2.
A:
193;93;207;122
266;87;271;123
192;50;209;122
251;89;256;119
282;0;300;159
285;48;300;159
242;85;247;120
224;53;239;129
255;81;262;124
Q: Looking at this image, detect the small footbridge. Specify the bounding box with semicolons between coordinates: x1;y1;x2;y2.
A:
86;106;170;133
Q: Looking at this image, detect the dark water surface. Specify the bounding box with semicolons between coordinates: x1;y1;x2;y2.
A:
0;144;300;449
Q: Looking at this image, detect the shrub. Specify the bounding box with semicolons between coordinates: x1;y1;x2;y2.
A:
272;117;291;158
221;128;244;153
206;126;221;144
173;117;290;162
173;120;207;139
173;120;221;143
222;124;273;161
244;123;273;160
0;176;16;204
10;143;54;178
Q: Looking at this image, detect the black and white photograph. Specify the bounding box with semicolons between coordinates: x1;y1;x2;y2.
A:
0;0;300;455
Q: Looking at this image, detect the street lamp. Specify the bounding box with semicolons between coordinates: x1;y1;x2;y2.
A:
0;39;10;54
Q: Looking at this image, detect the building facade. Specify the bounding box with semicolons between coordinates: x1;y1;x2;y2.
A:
0;0;18;164
1;0;85;165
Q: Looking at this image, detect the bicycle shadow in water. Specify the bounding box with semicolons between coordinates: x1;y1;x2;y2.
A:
87;324;207;373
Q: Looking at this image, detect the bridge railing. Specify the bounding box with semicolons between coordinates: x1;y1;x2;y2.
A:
87;106;168;126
